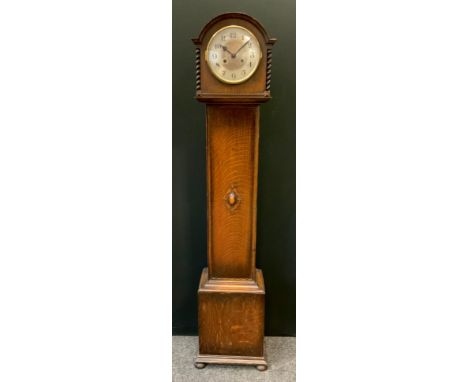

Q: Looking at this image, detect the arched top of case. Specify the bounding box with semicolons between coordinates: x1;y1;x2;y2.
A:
192;12;276;46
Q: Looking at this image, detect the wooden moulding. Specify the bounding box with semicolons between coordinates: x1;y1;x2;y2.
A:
195;355;267;370
196;92;271;104
198;267;265;294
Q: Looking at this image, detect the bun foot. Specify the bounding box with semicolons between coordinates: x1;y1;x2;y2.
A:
194;362;206;369
256;364;267;371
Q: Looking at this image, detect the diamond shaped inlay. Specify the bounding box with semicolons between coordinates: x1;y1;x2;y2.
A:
224;186;240;209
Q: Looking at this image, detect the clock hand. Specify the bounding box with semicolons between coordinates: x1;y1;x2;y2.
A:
221;45;236;58
233;38;251;58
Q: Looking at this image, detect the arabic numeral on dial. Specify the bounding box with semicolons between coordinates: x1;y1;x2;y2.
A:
231;73;236;79
248;42;252;48
250;52;255;58
230;32;236;38
214;44;221;49
221;35;226;41
222;70;226;76
242;70;246;75
211;52;217;59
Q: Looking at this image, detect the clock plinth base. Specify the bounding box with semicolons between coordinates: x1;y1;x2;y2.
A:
197;268;266;366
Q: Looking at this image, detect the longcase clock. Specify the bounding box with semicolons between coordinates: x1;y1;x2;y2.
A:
192;13;276;371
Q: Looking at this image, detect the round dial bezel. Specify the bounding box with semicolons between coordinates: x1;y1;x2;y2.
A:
205;25;262;85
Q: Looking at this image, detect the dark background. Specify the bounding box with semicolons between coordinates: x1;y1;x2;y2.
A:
172;0;296;336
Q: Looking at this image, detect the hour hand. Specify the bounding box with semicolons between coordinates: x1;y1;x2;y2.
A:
221;45;235;58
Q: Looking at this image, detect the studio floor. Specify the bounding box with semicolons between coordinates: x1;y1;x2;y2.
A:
172;336;296;382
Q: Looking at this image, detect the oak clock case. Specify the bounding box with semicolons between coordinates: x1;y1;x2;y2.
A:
192;13;276;371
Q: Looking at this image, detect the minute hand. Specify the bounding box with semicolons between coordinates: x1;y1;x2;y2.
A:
233;39;250;57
